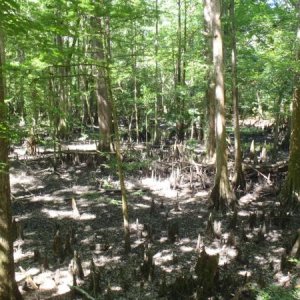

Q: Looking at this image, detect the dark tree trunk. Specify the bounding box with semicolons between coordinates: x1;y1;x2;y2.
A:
281;1;300;208
0;31;23;300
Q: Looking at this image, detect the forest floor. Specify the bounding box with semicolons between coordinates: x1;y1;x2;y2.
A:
10;128;300;300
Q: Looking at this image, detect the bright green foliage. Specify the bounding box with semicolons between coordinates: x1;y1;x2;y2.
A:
0;0;298;142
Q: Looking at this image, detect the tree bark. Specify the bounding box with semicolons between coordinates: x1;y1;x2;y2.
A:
0;31;23;300
210;0;236;211
230;0;245;191
95;16;112;152
281;0;300;208
203;0;216;160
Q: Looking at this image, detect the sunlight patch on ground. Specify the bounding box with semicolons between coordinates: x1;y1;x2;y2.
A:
266;230;282;242
239;193;255;205
41;208;74;219
16;267;40;282
158;237;168;243
141;178;177;198
32;194;54;202
238;270;252;278
153;250;173;266
195;190;209;198
72;185;95;194
134;203;150;209
238;209;250;217
179;245;194;253
97;255;121;266
254;255;268;265
79;212;96;220
10;171;39;186
61;143;97;151
14;247;33;264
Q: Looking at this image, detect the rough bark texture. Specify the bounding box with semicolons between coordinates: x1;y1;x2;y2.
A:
281;1;300;208
210;0;236;211
203;0;216;160
0;32;23;300
95;17;112;152
230;0;245;191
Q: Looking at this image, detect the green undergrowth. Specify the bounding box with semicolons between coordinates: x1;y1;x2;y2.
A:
256;285;300;300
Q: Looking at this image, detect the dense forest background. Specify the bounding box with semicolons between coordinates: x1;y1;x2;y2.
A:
1;0;300;299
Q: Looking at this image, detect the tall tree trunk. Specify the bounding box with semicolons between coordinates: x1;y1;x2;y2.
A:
230;0;245;190
203;0;216;160
153;0;161;145
210;0;236;211
0;31;23;300
95;16;112;152
281;1;300;208
176;0;184;141
105;18;131;253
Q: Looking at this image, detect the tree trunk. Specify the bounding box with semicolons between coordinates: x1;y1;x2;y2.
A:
175;0;185;142
210;0;236;211
95;17;112;152
153;0;161;145
230;0;245;191
105;19;131;253
203;0;216;160
0;31;23;300
281;1;300;208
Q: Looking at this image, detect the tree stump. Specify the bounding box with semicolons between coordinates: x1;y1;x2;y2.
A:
195;247;219;297
167;220;179;243
69;250;84;282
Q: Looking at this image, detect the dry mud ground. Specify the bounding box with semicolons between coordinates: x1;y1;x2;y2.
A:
9;144;300;299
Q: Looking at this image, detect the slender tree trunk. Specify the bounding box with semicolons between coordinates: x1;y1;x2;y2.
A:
272;92;283;160
0;31;23;300
203;0;216;160
176;0;184;141
281;0;300;208
210;0;236;211
105;18;131;253
154;0;161;145
230;0;245;190
56;35;68;139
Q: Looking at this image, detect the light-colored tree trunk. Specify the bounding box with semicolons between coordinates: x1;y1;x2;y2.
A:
175;0;185;141
0;31;23;300
230;0;245;190
154;0;161;145
281;1;300;208
210;0;236;211
203;0;216;160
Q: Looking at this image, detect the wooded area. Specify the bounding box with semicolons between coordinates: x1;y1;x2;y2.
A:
1;0;300;299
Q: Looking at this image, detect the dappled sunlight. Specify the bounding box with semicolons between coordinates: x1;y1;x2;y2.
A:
179;245;194;253
10;171;41;189
41;208;75;219
239;193;255;205
141;177;177;199
7;135;299;299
